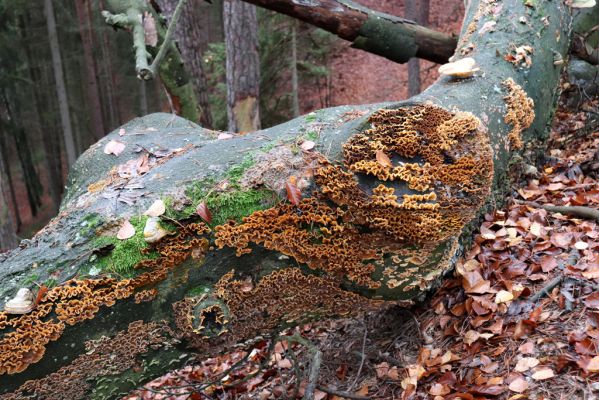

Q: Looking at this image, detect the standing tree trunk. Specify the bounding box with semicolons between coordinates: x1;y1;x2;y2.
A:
155;0;214;128
45;0;77;168
224;0;261;132
74;0;107;142
98;0;121;129
20;11;64;211
406;0;429;96
290;19;300;117
0;0;581;398
0;159;17;252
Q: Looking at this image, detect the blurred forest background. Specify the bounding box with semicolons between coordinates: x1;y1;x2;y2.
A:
0;0;463;248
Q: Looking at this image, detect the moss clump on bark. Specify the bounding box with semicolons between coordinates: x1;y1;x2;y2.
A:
92;216;159;276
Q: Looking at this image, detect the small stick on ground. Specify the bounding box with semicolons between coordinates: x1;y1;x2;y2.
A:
530;276;564;303
317;385;369;400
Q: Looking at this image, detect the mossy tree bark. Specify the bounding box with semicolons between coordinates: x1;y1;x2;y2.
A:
236;0;457;64
0;0;574;398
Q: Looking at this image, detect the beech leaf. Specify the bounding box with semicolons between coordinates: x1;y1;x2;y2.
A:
508;377;529;393
285;180;302;206
300;140;315;151
196;202;212;224
375;150;393;168
117;220;135;240
531;367;554;380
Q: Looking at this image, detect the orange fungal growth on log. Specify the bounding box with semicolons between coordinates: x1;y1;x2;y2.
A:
4;321;168;400
502;78;535;150
215;104;493;290
0;222;210;376
213;268;382;339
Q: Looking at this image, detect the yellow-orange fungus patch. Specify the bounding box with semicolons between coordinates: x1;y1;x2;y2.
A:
2;321;166;400
215;104;493;289
215;268;382;339
502;78;535;150
0;223;209;375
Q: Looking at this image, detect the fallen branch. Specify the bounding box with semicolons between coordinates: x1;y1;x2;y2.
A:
542;205;599;221
529;276;564;303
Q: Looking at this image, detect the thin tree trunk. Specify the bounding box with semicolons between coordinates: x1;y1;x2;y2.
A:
224;0;261;132
19;11;63;211
45;0;77;168
155;0;214;128
0;158;17;251
290;20;300;118
74;0;106;142
139;80;148;116
406;0;430;96
98;0;121;128
0;91;43;218
0;130;20;231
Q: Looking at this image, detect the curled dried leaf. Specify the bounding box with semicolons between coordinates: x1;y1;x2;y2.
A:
104;140;126;156
196;202;212;224
285;180;302;206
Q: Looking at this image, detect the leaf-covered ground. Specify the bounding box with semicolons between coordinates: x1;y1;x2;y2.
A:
126;96;598;400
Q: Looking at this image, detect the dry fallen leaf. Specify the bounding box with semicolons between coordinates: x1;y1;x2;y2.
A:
496;290;514;303
144;199;166;217
583;293;599;309
117;220;135;240
104;140;126;156
508;377;529;393
464;330;480;345
196;202;212;224
515;357;539;372
286;179;302;206
531;367;554;380
375;150;393;168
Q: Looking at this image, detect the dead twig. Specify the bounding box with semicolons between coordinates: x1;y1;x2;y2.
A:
530;276;564;303
316;385;369;400
518;200;599;220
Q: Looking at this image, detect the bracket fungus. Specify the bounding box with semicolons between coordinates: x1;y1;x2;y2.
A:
3;289;34;315
438;57;480;78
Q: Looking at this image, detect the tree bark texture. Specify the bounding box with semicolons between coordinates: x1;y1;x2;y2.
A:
45;0;77;168
75;0;107;142
0;163;17;252
406;0;429;96
224;0;261;132
155;0;214;128
237;0;456;65
0;0;574;398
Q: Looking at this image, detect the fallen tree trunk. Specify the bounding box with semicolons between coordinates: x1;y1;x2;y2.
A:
0;0;572;398
236;0;457;64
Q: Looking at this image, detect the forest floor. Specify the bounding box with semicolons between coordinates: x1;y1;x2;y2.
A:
126;83;599;398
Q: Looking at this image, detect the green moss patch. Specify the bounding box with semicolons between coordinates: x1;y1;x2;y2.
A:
167;154;281;226
92;216;159;277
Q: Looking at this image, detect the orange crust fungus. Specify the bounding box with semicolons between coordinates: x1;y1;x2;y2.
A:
214;268;382;339
1;321;167;400
0;223;209;376
502;78;535;150
215;104;493;290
